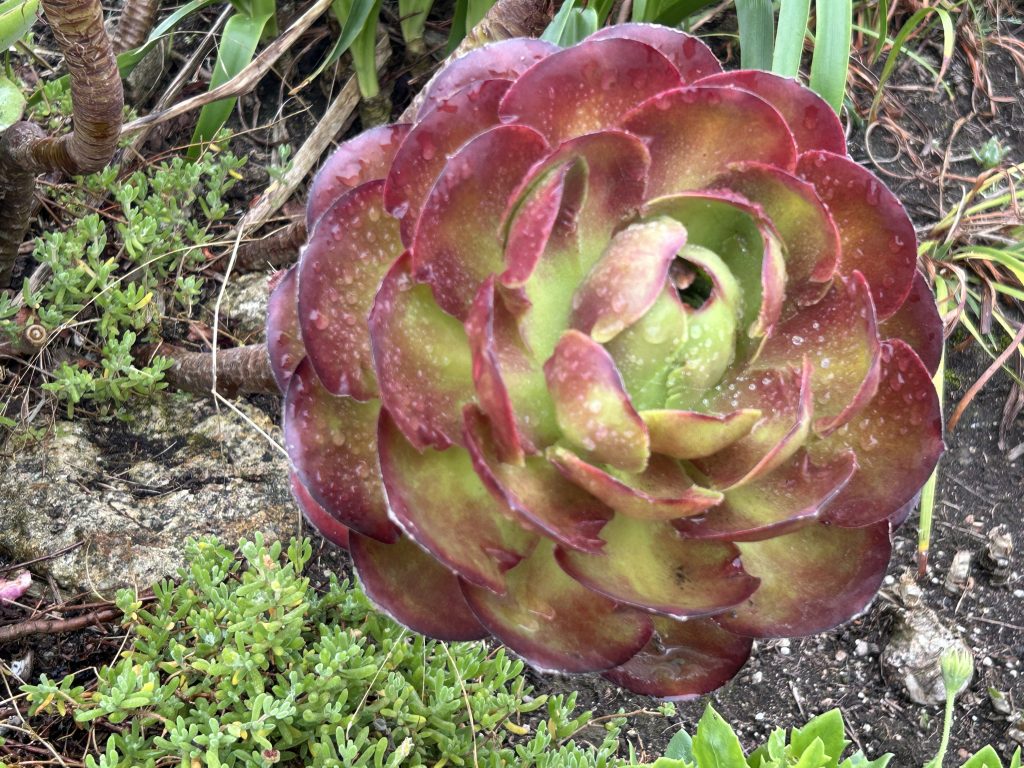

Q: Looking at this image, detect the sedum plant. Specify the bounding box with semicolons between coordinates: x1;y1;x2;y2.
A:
269;25;945;698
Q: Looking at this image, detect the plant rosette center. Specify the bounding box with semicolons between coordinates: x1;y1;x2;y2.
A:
268;23;944;699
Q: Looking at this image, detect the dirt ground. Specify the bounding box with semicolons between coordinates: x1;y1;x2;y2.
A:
1;5;1023;765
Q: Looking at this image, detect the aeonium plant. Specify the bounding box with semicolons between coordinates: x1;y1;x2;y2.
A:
268;24;944;698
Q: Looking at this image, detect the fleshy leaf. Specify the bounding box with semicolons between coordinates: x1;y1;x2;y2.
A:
691;360;813;489
283;360;397;542
797;150;916;320
298;180;403;399
641;408;762;460
416;38;559;119
696;70;846;155
385;79;511;244
674;450;856;541
621;85;798;199
810;339;943;527
290;471;350;549
266;266;304;393
461;543;653;673
556;514;758;618
549;447;722;521
710;162;839;302
350;533;488;641
499;38;683;144
604;285;690;411
755;271;881;434
544;330;650;472
603;616;752;700
377;410;535;593
412;124;548;319
717;521;891;637
587;24;722;82
570;217;688;343
466;279;560;456
464;407;612;552
307;124;410;227
878;270;943;376
369;254;474;450
644;192;786;343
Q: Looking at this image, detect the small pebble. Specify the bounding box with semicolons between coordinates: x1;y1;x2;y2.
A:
855;639;871;657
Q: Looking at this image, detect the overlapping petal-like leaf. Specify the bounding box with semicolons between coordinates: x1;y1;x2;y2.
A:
272;24;943;700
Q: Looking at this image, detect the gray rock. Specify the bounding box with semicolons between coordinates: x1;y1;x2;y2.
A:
0;396;296;596
880;604;973;706
219;272;272;343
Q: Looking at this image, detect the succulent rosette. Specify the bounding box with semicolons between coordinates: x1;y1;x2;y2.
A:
268;24;944;698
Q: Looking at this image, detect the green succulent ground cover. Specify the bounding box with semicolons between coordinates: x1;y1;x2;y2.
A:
0;79;246;421
14;536;630;768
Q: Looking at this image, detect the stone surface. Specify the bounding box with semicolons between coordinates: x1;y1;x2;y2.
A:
0;396;296;595
219;272;272;343
880;604;973;706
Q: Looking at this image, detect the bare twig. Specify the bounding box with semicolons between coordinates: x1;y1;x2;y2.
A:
0;607;120;645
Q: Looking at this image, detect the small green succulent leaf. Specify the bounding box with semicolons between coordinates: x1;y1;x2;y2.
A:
1010;747;1022;768
0;74;25;130
665;728;695;762
960;747;1004;768
791;709;848;768
693;705;746;768
837;752;893;768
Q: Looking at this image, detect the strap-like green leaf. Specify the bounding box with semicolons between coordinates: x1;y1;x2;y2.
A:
188;12;272;157
297;0;378;88
737;0;775;71
772;0;811;77
809;0;852;111
0;74;26;131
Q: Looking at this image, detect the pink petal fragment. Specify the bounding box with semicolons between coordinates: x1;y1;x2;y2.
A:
621;86;797;199
350;532;488;641
810;339;943;527
717;521;891;637
385;79;511;245
298;180;403;400
544;330;650;472
710;162;840;301
417;38;559;120
878;270;943;376
756;271;881;434
0;571;31;602
290;471;350;549
674;449;856;541
641;408;762;460
461;544;654;673
570;217;688;343
549;447;722;521
697;70;846;155
603;616;752;700
369;254;474;450
307;124;410;228
411;124;549;319
499;38;683;145
377;410;535;594
283;359;397;543
464;407;612;553
587;24;722;82
692;360;813;489
266;266;304;393
556;514;758;619
797;150;917;320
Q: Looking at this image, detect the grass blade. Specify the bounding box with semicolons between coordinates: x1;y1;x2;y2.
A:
871;0;888;62
736;0;775;71
188;12;270;157
868;6;953;121
296;0;378;88
809;0;852;111
773;0;811;77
